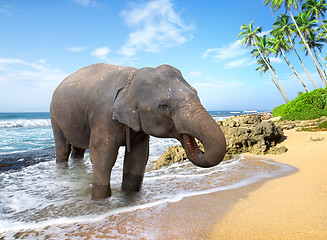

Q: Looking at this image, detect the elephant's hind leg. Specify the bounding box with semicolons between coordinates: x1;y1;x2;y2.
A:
71;147;85;160
51;118;71;164
122;134;149;192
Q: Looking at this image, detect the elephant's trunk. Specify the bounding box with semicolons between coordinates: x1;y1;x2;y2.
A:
175;101;226;168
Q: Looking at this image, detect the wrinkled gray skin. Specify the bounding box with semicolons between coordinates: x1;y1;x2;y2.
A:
50;63;226;200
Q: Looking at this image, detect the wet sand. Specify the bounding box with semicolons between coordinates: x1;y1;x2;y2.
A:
4;129;327;239
209;129;327;239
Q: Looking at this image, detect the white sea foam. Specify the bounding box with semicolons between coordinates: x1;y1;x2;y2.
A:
0;119;51;128
243;110;258;113
212;116;230;121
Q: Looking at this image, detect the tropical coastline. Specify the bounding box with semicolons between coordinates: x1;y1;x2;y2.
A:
2;117;326;239
3;0;327;239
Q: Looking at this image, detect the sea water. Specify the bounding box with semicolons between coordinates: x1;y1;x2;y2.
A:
0;111;295;238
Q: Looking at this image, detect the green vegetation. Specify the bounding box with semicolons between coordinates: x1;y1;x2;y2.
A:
273;87;327;120
317;119;327;128
301;120;327;131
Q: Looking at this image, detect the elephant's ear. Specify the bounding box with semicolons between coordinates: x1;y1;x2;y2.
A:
113;87;141;132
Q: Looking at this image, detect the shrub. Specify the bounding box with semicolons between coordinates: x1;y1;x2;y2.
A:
273;88;327;121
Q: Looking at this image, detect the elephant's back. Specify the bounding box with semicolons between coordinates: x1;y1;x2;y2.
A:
53;63;132;95
51;63;134;108
50;63;135;143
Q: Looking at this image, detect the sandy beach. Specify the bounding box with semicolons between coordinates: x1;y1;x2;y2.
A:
209;129;327;240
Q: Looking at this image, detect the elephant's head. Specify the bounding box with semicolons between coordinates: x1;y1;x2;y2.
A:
113;65;226;168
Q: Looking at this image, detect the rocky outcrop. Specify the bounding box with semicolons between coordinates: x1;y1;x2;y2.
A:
274;116;327;131
218;115;285;155
154;114;286;170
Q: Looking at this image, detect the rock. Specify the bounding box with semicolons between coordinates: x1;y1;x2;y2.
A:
154;146;187;170
267;146;288;154
221;114;261;127
310;137;325;142
275;116;327;131
154;114;285;169
219;116;284;155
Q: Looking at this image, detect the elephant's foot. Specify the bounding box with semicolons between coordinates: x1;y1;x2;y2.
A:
92;183;111;200
71;147;85;160
122;173;143;192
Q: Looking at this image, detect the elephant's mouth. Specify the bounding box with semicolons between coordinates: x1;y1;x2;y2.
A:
183;134;204;159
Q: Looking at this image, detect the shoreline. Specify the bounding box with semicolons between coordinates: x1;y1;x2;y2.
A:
2;129;327;239
1;156;292;239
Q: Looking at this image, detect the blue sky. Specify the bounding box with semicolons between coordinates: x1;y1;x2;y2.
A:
0;0;326;112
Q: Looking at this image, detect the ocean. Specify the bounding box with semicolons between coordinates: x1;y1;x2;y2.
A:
0;111;295;238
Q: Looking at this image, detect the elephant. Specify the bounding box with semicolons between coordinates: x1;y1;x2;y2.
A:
50;63;226;200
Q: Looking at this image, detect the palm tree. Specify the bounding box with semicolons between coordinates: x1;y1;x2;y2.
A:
238;21;289;102
264;0;325;85
251;35;289;98
249;33;290;102
318;19;327;39
301;33;327;85
255;58;289;102
302;0;327;33
250;35;273;55
256;58;274;75
295;11;327;84
270;32;309;91
308;33;327;68
272;13;317;88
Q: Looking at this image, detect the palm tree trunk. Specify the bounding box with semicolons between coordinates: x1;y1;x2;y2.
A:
287;35;317;89
313;48;327;86
280;48;309;92
289;9;326;85
253;41;289;102
274;69;289;102
316;49;327;70
268;72;280;90
268;72;288;102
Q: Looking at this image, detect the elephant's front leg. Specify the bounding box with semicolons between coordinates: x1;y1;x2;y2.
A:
89;133;120;200
122;134;149;192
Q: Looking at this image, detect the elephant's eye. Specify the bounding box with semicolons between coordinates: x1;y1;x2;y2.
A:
158;103;170;111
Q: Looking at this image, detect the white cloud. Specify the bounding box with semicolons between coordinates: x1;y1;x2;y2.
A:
258;30;271;37
202;40;248;61
67;46;87;52
225;58;256;69
37;59;47;64
119;0;193;57
73;0;94;7
0;58;67;88
270;57;283;64
202;39;260;68
90;46;111;60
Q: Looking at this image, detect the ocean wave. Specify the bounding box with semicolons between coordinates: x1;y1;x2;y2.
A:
0;119;51;128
